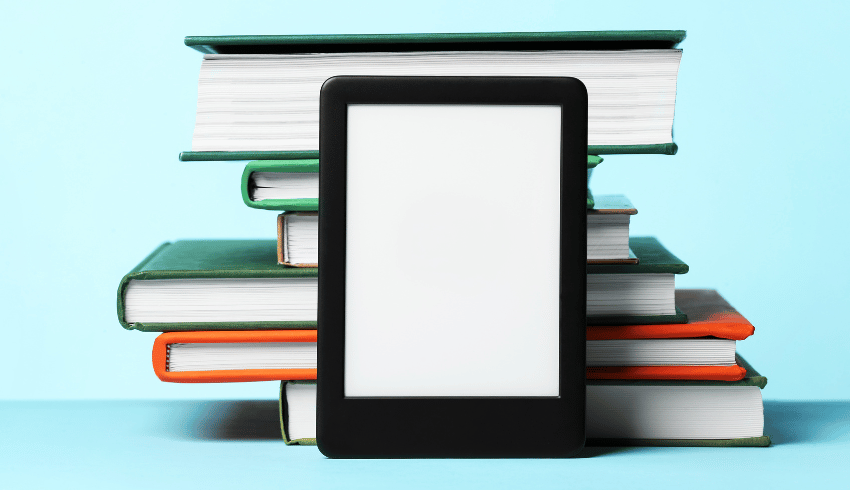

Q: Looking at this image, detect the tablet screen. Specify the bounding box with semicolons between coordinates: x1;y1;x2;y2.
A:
344;104;562;397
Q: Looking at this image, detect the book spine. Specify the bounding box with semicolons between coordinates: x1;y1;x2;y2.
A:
117;242;172;330
280;381;318;445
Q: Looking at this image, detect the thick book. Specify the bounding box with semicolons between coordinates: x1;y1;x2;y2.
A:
277;194;638;267
118;238;684;331
587;289;755;381
116;240;317;332
151;290;749;383
181;30;684;160
278;357;769;447
242;156;603;211
151;330;317;383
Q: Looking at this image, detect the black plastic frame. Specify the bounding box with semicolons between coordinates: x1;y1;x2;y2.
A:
318;76;587;458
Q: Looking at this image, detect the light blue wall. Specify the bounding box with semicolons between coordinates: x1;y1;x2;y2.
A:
2;0;847;400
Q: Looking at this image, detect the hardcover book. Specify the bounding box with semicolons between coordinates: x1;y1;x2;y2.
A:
278;356;769;447
587;289;755;381
277;194;639;267
180;30;684;161
148;289;751;383
242;156;603;211
586;236;689;325
116;240;317;332
118;237;685;332
151;330;317;383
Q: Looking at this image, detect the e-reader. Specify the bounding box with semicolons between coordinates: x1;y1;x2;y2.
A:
317;76;587;458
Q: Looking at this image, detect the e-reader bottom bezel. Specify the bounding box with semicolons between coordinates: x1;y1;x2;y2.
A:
317;76;587;458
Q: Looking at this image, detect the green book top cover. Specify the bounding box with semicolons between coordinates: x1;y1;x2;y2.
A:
241;156;602;211
186;30;685;54
587;236;688;275
117;240;317;332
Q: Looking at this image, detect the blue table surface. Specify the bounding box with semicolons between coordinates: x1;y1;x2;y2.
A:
2;399;847;489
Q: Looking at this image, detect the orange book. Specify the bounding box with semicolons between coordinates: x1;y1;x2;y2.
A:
586;289;754;381
152;330;317;383
586;365;747;381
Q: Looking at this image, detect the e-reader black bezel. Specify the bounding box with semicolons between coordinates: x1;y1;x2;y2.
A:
317;76;587;458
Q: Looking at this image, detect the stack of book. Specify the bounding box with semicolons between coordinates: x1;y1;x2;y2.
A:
117;29;768;448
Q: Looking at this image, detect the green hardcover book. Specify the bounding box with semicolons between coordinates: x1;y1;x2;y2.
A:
278;356;769;447
241;159;320;212
180;30;683;161
116;240;317;332
118;237;681;332
587;236;689;326
585;355;771;447
242;156;602;211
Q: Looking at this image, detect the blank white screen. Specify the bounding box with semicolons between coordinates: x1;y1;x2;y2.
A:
345;104;562;397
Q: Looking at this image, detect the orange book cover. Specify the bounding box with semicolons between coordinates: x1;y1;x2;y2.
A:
586;289;753;381
586;365;746;381
587;289;755;341
152;330;317;383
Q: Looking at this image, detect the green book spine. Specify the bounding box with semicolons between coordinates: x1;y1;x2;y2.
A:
117;240;317;332
241;160;320;211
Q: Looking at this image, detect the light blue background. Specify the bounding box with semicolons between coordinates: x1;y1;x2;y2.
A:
0;399;846;488
1;0;848;402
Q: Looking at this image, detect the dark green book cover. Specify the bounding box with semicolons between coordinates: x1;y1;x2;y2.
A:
587;237;688;275
117;240;317;332
185;30;686;54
